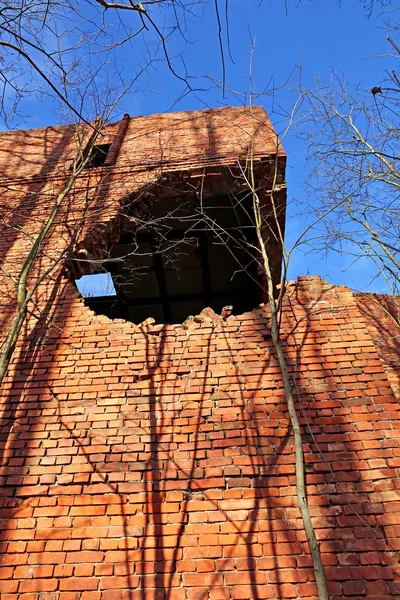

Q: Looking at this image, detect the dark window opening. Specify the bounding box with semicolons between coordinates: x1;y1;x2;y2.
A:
78;193;264;324
87;144;111;167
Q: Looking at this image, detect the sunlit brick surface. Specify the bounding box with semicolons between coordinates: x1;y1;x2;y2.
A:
0;107;399;599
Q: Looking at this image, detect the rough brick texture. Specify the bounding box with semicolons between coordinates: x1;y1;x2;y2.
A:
355;294;400;399
0;107;400;599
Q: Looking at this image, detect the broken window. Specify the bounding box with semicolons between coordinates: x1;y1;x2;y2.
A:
76;190;264;324
87;144;111;167
76;273;116;298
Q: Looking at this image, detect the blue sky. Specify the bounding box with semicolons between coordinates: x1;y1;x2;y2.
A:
7;1;396;294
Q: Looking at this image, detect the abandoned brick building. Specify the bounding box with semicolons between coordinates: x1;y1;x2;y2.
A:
0;106;399;600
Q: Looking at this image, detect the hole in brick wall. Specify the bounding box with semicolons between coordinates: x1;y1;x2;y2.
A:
87;144;111;167
76;273;117;298
74;192;264;325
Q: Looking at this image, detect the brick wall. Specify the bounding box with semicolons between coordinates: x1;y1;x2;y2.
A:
355;294;400;399
1;276;399;599
1;108;400;599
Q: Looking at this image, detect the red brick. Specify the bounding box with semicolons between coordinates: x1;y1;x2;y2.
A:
186;547;222;559
28;553;66;565
183;573;223;587
0;566;14;579
33;565;54;578
195;560;215;573
343;580;366;595
66;551;104;563
95;564;114;576
49;486;82;496
60;578;99;591
0;580;19;593
55;565;74;578
19;579;59;593
75;564;95;577
99;576;139;589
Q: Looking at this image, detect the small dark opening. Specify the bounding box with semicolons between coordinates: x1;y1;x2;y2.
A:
88;144;111;167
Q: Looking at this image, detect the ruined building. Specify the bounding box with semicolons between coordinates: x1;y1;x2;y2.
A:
0;106;399;599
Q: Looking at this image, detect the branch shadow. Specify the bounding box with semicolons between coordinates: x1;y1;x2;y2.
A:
1;276;400;600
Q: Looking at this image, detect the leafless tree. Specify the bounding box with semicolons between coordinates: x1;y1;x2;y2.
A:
0;116;108;384
301;15;400;295
0;0;240;127
0;9;395;600
0;0;244;383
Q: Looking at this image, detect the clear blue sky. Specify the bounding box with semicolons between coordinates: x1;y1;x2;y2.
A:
12;1;395;294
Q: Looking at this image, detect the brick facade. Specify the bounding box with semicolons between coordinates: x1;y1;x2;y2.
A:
0;107;399;599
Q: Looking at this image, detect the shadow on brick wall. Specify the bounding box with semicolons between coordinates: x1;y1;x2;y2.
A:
1;278;400;598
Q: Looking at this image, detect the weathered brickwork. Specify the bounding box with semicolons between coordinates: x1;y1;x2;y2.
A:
355;294;400;399
0;107;400;599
